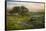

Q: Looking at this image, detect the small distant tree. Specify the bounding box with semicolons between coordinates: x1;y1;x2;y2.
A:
20;6;29;16
8;6;29;15
8;6;20;15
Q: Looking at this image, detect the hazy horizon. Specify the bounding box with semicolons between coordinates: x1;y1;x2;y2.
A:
7;0;45;12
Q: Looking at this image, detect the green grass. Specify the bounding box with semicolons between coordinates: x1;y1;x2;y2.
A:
7;12;45;30
7;15;32;30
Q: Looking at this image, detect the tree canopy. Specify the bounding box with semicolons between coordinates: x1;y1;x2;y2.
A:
8;6;29;15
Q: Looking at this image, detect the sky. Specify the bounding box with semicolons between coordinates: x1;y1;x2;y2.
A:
7;0;44;12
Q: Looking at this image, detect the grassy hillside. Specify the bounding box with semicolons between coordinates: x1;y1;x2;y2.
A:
7;12;45;30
